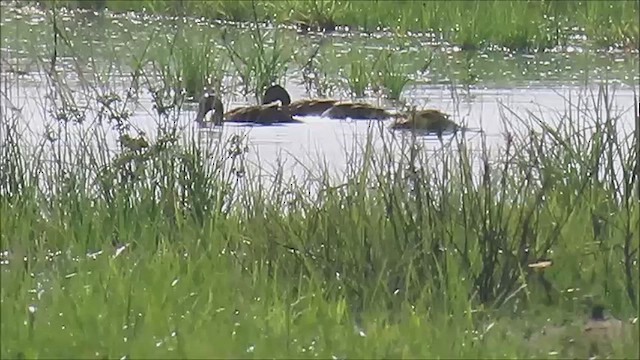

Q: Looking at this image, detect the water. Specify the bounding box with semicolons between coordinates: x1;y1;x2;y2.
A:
1;4;638;184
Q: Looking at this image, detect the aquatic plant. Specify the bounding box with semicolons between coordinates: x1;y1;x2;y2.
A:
32;0;639;50
373;49;413;100
342;49;373;98
174;32;224;101
221;25;291;104
285;0;346;32
292;38;336;97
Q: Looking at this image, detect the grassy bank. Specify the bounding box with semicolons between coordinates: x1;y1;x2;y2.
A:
28;0;640;51
1;68;639;357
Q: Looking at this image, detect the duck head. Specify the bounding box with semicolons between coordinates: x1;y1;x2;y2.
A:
262;85;292;106
591;305;606;321
195;93;224;126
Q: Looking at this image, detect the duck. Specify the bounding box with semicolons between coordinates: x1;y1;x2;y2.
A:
292;99;341;117
582;305;625;346
579;304;635;358
195;88;298;126
390;109;478;136
262;84;336;116
321;102;393;120
263;84;394;120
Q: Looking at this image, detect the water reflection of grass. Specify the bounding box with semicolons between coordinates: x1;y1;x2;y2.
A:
39;0;640;50
1;42;639;357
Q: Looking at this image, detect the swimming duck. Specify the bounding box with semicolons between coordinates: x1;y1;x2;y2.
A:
195;89;297;126
263;84;394;120
390;109;469;135
321;102;393;120
291;99;340;117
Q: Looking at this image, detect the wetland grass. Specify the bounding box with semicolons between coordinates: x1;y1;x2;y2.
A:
374;49;414;101
145;30;226;104
220;2;292;104
292;39;336;98
4;2;638;101
173;32;223;101
34;0;639;50
343;49;373;98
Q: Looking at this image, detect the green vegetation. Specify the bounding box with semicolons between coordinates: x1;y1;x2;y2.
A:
221;21;292;104
35;0;640;51
374;49;416;100
2;56;639;357
173;32;223;101
339;47;419;99
344;49;370;98
2;2;638;104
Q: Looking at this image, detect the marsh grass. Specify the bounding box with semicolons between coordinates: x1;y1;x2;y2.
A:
578;0;640;49
285;0;344;32
345;60;368;98
221;28;291;104
130;27;224;105
292;39;336;98
172;32;223;101
220;2;292;104
373;49;414;100
207;0;257;23
442;1;556;51
3;3;638;100
342;49;375;98
33;0;639;50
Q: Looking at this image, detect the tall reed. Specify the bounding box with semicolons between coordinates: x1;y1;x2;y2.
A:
221;1;291;103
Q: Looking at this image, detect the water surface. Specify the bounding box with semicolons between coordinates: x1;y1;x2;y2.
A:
1;4;638;182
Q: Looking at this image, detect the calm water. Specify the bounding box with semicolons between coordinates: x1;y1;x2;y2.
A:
1;4;638;181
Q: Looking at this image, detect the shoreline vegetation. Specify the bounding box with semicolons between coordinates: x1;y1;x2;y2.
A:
1;1;639;359
23;0;640;51
1;81;638;358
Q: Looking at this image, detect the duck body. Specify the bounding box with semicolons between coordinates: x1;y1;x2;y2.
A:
288;99;338;116
262;84;337;117
224;101;298;124
195;87;298;126
321;102;393;120
390;109;461;135
264;84;392;119
582;305;625;346
287;98;390;119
